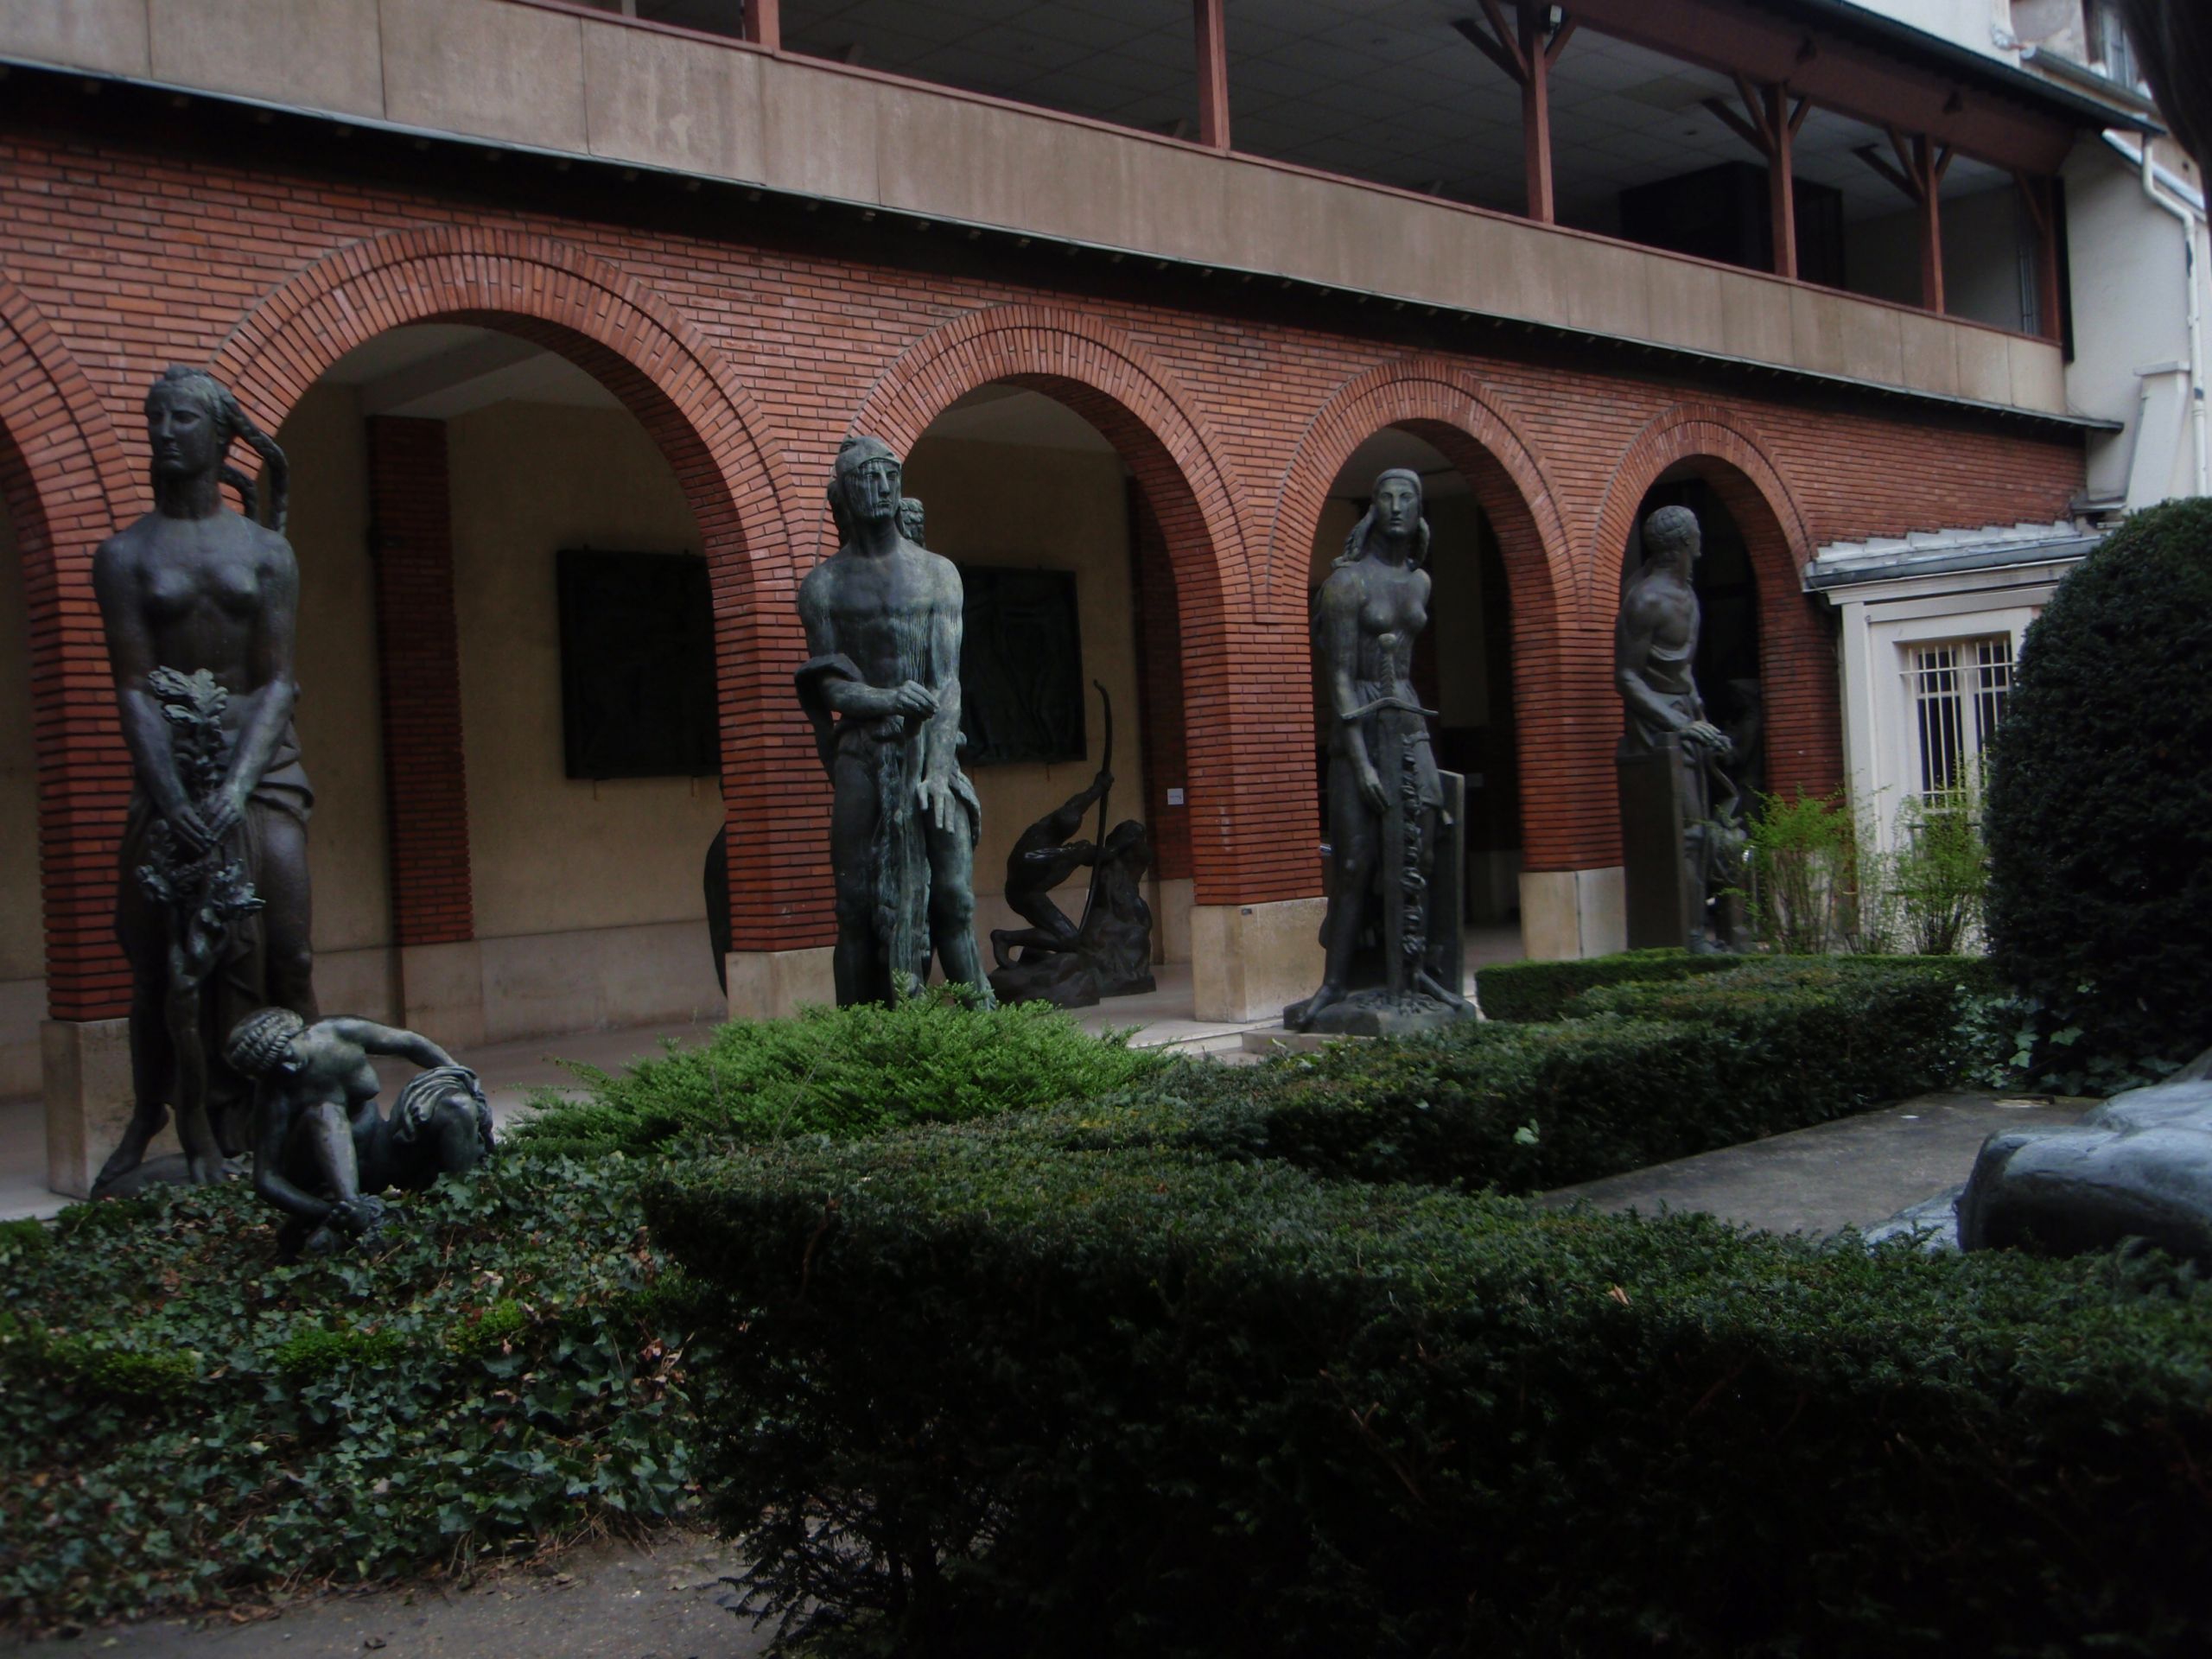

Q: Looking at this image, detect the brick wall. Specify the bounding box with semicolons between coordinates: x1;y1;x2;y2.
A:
365;415;473;949
0;124;2086;1016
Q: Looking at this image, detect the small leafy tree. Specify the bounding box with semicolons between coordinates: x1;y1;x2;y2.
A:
1889;789;1989;957
1742;790;1859;954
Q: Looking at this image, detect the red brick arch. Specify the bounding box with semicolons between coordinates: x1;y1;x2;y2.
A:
1594;404;1840;802
848;304;1316;904
0;278;137;1019
1270;359;1615;874
210;226;825;950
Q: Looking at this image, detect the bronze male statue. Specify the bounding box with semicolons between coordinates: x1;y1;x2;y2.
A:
1615;505;1740;951
798;440;991;1006
92;367;318;1188
1287;468;1471;1034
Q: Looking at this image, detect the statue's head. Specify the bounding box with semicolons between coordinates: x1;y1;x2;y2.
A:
1643;505;1701;570
143;366;289;530
897;495;928;547
225;1007;307;1078
1339;467;1431;569
829;435;903;531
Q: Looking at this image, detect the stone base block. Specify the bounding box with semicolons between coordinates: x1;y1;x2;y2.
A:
1154;876;1195;965
43;1017;168;1201
1191;897;1326;1023
1518;867;1627;961
726;946;836;1021
398;940;487;1050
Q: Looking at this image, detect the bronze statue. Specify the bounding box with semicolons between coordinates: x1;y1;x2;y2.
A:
225;1008;490;1259
92;367;317;1189
1614;505;1740;952
798;445;991;1006
1287;469;1471;1034
988;684;1157;1008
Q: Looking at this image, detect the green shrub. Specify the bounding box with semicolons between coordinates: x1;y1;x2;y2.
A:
1986;498;2212;1071
1473;946;1737;1022
1744;787;1864;953
652;1131;2212;1658
511;994;1166;1158
0;1154;696;1630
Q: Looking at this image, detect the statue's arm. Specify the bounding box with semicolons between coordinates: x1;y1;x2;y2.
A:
92;538;201;835
1614;587;1727;752
327;1018;458;1072
209;536;302;832
920;566;965;789
1316;578;1377;787
251;1090;333;1223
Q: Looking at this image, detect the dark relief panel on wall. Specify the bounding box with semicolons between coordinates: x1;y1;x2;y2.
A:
957;565;1087;767
556;548;719;779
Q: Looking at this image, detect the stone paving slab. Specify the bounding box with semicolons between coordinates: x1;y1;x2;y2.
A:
8;1531;771;1659
1541;1090;2096;1238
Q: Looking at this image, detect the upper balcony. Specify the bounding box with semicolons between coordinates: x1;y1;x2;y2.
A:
0;0;2152;423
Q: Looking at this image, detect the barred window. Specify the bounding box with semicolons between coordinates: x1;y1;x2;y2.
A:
1905;635;2015;801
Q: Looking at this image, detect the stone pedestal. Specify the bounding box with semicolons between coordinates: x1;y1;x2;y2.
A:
42;1017;163;1200
725;946;836;1021
1517;868;1627;961
1191;897;1326;1022
1618;739;1694;950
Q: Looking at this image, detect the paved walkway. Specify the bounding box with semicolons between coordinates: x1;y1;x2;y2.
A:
1543;1090;2094;1237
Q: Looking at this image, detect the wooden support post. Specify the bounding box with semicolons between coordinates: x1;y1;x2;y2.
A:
1455;5;1574;223
743;0;779;51
1519;2;1554;223
1703;77;1808;278
1853;128;1953;314
2016;171;2063;342
1194;0;1230;150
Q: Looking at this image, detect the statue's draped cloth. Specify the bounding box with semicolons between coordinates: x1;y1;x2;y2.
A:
798;652;980;992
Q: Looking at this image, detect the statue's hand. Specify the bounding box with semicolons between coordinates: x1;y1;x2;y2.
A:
163;798;216;855
330;1194;388;1238
200;780;251;843
916;767;957;826
1681;721;1732;757
889;680;938;718
1357;763;1389;814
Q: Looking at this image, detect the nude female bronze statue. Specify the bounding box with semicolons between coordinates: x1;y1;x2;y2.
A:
225;1008;490;1259
1287;469;1471;1034
92;367;317;1189
797;439;991;1006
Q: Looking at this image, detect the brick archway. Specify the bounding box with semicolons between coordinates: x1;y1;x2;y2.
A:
0;278;136;1020
851;305;1307;906
1270;359;1612;877
1595;404;1839;802
210;226;823;951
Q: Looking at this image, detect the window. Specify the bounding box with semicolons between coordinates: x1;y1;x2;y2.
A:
1905;634;2015;801
2085;0;2145;90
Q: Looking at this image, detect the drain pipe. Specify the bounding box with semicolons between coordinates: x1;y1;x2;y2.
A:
2109;131;2210;496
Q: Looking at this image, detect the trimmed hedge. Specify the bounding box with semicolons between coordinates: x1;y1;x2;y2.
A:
510;995;1164;1158
1089;955;1987;1196
1475;946;1740;1021
1986;498;2212;1069
652;1130;2212;1658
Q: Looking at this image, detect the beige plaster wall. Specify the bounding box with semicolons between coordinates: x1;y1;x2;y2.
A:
2;494;43;1097
899;435;1149;941
446;401;728;951
277;382;396;965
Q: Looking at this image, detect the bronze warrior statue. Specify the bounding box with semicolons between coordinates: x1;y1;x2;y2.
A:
1287;468;1471;1034
798;443;991;1006
92;367;318;1189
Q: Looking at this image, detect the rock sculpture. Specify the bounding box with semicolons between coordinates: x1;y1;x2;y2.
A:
92;367;317;1191
1287;469;1472;1036
1614;505;1743;952
226;1008;491;1259
798;448;991;1006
